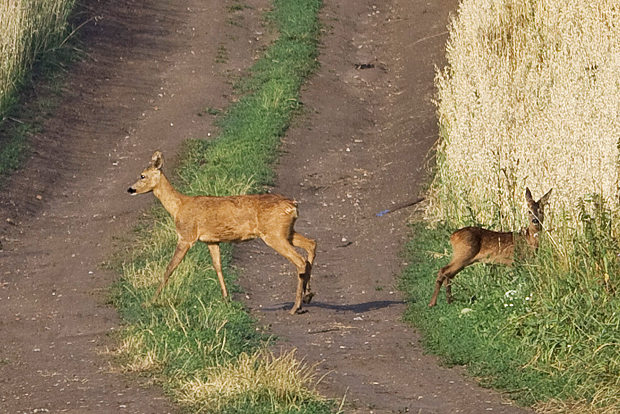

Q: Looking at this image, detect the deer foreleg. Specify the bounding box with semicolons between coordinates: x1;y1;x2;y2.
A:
147;240;191;305
207;242;228;298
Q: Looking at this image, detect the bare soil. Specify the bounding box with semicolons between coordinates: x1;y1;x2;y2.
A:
0;0;534;413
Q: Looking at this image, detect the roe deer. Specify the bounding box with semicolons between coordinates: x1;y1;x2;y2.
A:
127;151;317;314
428;187;552;307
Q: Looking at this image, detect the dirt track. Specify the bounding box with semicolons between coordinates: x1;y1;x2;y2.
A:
0;0;532;413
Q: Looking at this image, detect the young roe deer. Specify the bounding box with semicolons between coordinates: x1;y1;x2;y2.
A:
428;187;552;307
127;151;317;314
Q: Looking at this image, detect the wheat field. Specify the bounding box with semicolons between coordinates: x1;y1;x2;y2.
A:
0;0;75;119
430;0;620;236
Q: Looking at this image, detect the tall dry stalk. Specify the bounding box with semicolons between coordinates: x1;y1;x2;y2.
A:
431;0;620;239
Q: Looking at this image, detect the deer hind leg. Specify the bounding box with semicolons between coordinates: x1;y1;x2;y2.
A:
207;243;228;298
262;234;309;315
444;275;453;304
428;261;465;307
429;267;447;307
147;240;191;306
292;233;316;264
429;234;481;307
291;232;316;303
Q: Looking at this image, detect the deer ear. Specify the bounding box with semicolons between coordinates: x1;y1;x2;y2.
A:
151;151;164;170
538;188;552;206
525;187;534;204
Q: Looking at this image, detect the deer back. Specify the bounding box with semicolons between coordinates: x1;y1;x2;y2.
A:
449;187;552;268
450;227;515;266
177;193;298;243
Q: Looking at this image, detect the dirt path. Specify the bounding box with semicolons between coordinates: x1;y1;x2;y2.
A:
0;0;534;413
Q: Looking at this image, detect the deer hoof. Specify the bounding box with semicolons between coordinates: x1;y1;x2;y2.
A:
289;306;308;315
303;292;315;304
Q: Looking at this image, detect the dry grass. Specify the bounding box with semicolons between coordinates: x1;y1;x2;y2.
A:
430;0;620;236
535;399;620;414
177;349;323;412
0;0;75;117
103;333;164;373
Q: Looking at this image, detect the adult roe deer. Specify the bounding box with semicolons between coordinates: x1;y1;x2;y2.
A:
127;151;316;314
428;187;552;307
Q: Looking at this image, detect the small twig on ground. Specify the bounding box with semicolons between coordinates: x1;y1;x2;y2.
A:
376;197;425;217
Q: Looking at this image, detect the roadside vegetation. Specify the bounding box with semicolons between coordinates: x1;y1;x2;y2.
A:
402;1;620;413
0;0;76;178
112;0;333;412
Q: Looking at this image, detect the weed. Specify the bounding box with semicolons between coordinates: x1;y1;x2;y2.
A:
229;3;251;13
198;107;223;117
177;349;327;413
216;44;229;64
228;16;244;27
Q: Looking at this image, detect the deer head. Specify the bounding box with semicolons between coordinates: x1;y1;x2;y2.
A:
127;151;164;195
523;187;552;249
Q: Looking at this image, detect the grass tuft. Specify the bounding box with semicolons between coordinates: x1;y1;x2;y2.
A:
178;349;326;413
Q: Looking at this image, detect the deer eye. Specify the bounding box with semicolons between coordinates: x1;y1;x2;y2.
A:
140;174;146;179
532;217;540;224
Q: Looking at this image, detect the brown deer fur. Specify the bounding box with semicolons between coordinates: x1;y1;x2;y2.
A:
127;151;316;314
428;187;552;307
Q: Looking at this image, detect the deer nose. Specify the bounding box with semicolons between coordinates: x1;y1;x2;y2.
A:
127;187;137;194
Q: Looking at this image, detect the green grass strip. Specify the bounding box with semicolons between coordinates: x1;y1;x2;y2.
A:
114;1;332;413
401;218;620;410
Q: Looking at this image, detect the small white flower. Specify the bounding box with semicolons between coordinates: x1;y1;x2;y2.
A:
459;308;474;318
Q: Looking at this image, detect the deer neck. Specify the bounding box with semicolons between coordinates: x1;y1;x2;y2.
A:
521;225;541;250
152;174;187;219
